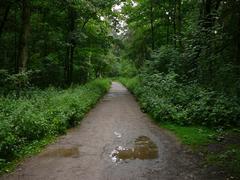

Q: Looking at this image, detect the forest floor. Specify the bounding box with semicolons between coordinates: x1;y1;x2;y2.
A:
0;82;232;180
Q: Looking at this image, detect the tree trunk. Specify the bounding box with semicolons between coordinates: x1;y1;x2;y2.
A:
236;10;240;96
14;7;18;73
65;6;76;85
17;0;31;73
176;0;182;49
235;10;240;70
167;18;169;44
173;0;177;47
150;0;155;50
0;4;11;40
202;0;213;84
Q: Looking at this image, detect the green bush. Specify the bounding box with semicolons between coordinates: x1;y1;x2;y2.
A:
0;79;110;166
120;74;240;128
0;71;33;93
149;46;181;74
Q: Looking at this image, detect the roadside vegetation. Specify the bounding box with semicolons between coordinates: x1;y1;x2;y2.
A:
0;0;117;173
115;0;240;178
1;0;240;178
119;76;240;178
0;79;110;173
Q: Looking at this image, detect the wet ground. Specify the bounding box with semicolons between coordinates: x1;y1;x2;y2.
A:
2;82;207;180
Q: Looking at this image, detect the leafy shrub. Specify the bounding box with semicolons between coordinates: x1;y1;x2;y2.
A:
108;57;138;78
0;79;110;168
120;74;240;127
0;70;34;96
147;46;181;74
0;70;9;88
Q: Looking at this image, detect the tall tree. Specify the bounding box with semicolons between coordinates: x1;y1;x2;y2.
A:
17;0;31;73
150;0;155;50
65;4;77;85
0;2;11;40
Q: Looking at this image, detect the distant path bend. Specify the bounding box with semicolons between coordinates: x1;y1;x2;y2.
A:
2;82;203;180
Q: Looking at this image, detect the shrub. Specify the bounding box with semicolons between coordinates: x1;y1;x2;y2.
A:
147;46;182;75
120;74;240;128
0;79;110;168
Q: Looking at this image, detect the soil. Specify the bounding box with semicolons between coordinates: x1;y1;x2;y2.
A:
1;82;224;180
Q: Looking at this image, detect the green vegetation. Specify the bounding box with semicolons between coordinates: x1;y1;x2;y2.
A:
119;76;240;128
0;0;120;87
117;1;240;176
1;0;240;178
0;79;110;173
1;136;56;174
1;0;115;173
161;124;216;147
206;145;240;177
120;77;240;178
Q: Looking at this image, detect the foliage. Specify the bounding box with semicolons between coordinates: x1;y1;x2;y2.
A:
120;74;240;128
108;56;138;77
0;0;120;86
148;46;181;74
0;79;110;172
206;145;240;177
122;0;240;96
121;74;240;178
161;123;216;147
0;70;34;94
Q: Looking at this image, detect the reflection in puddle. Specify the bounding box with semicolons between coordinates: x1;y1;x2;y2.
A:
110;136;158;163
114;132;122;138
41;147;79;158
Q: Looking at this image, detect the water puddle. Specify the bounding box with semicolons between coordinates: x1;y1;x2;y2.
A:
110;136;158;163
114;132;122;138
41;147;79;158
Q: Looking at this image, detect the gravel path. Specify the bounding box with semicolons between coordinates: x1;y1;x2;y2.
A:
2;82;204;180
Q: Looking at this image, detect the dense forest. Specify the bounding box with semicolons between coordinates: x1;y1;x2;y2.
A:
1;0;239;92
125;0;240;93
119;0;240;127
0;0;240;178
0;0;123;89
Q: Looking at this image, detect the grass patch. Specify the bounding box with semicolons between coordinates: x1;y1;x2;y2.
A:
161;123;216;148
161;123;240;178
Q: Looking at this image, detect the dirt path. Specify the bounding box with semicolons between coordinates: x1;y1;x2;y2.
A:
2;82;204;180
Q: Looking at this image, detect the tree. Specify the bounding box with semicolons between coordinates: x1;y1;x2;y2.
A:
0;1;12;40
17;0;31;73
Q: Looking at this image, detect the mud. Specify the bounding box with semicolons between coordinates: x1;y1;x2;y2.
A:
1;82;214;180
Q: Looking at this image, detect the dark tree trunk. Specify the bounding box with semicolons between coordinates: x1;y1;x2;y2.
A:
0;4;11;40
150;0;155;50
235;10;240;68
14;7;18;73
236;10;240;96
176;0;182;49
205;0;212;27
65;6;76;85
17;0;31;73
65;46;70;85
167;18;169;44
173;0;177;47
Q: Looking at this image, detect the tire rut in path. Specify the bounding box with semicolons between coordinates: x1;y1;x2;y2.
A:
2;82;204;180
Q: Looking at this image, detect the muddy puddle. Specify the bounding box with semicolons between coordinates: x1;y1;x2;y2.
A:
40;147;79;158
110;136;158;163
